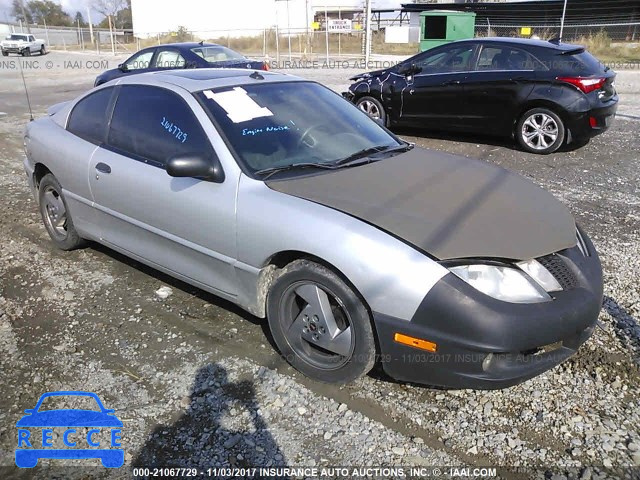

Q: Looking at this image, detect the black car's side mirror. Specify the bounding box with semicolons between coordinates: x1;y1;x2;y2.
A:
118;63;128;72
166;154;224;182
398;62;421;76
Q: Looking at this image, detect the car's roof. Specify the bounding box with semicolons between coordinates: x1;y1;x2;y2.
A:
146;42;224;49
453;36;584;51
115;68;305;93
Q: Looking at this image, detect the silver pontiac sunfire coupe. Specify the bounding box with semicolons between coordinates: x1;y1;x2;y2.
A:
24;69;603;389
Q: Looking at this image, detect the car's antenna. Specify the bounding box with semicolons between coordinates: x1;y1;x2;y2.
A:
17;58;34;121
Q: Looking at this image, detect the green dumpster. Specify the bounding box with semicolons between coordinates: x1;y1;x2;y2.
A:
419;10;476;52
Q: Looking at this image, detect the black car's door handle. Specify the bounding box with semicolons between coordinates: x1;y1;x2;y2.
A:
442;80;461;86
95;162;111;174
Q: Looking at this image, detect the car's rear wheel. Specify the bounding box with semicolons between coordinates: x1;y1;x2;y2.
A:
40;44;46;55
267;260;376;384
516;107;565;154
356;96;387;126
38;173;85;250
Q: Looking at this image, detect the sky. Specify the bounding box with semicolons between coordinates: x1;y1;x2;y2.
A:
0;0;407;25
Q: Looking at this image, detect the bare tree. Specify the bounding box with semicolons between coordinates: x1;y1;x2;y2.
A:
92;0;128;19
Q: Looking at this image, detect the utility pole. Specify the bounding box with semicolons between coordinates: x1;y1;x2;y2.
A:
559;0;568;41
19;0;31;34
364;0;372;66
87;7;95;45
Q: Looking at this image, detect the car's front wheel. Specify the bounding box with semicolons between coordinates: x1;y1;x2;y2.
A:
1;50;7;56
22;48;30;57
516;107;565;154
40;44;46;55
267;260;376;384
38;173;85;250
356;96;387;126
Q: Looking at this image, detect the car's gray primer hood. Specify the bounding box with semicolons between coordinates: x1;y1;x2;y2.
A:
267;147;577;261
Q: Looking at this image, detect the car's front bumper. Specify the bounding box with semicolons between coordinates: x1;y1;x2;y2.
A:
373;229;603;389
2;46;25;54
342;91;355;103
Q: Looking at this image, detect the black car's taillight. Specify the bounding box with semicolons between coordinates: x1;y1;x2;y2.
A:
556;76;607;94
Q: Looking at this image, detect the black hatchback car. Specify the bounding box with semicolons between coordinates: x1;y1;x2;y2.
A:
344;38;617;154
95;42;268;87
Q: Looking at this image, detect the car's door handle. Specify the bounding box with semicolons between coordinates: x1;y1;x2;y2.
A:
95;162;111;174
442;80;461;86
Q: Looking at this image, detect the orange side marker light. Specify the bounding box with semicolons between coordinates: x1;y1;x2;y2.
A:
394;333;437;352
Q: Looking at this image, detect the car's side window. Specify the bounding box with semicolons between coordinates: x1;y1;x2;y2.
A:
67;87;114;145
475;45;545;71
154;49;186;68
125;50;154;70
415;45;475;73
107;85;213;168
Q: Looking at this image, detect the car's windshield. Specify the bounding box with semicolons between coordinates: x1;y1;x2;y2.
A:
6;34;28;41
197;81;401;174
191;46;246;63
36;395;101;412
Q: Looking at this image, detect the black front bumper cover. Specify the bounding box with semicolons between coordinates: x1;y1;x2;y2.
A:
373;232;603;389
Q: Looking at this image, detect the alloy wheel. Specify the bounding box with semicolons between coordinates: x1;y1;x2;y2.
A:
521;112;559;151
279;282;354;370
42;185;68;239
358;100;382;120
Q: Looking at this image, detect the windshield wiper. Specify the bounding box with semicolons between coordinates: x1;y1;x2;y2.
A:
255;162;338;181
333;143;414;167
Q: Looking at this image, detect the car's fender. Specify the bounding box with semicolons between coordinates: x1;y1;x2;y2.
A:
235;175;448;321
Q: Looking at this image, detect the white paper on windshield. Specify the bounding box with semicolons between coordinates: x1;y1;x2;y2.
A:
204;87;273;123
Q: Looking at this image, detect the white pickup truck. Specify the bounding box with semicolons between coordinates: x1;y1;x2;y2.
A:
1;33;46;57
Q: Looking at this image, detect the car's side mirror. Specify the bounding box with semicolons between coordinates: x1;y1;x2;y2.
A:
398;62;421;76
166;154;223;182
118;63;128;72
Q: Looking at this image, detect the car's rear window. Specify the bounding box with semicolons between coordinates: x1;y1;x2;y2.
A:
535;47;606;75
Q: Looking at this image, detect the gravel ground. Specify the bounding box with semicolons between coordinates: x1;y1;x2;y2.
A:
0;51;639;479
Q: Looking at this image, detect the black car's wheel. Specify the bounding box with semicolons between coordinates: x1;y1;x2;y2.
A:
267;260;376;384
516;107;565;154
38;174;85;250
356;96;387;126
40;44;46;55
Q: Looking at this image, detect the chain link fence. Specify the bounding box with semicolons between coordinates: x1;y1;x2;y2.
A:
3;19;639;64
475;22;640;43
1;21;134;54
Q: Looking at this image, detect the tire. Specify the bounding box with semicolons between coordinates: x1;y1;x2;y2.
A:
516;107;565;154
267;260;376;384
40;44;46;55
38;174;85;250
1;50;7;56
22;48;30;57
356;96;387;126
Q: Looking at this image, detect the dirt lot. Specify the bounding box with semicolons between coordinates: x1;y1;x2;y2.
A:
0;51;639;479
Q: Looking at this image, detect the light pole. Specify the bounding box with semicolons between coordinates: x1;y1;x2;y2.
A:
559;0;568;41
275;0;292;62
19;0;31;34
364;0;372;66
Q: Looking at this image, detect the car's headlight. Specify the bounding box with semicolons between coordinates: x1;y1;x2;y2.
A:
449;264;551;303
516;258;562;292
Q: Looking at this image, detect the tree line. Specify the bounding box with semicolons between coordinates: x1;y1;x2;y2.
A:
11;0;132;29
